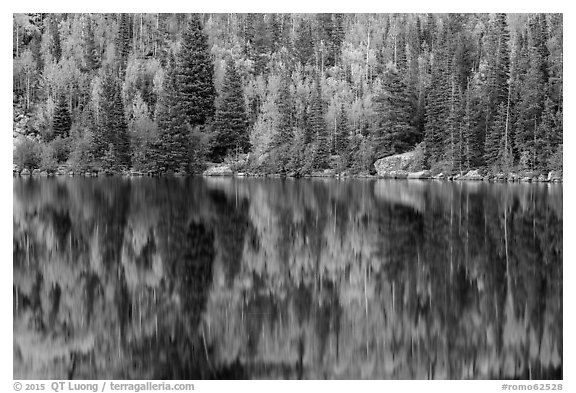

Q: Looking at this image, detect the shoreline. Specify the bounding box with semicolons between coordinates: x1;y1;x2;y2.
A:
13;168;563;183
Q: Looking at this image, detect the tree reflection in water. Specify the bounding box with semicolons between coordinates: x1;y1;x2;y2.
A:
13;177;562;379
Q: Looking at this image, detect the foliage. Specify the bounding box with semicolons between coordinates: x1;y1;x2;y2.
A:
12;13;562;175
212;59;250;161
14;138;41;170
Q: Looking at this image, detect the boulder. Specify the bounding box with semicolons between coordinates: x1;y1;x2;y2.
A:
311;169;336;177
433;172;446;180
20;168;31;176
536;174;549;182
507;173;520;182
389;170;408;179
495;173;507;181
374;150;416;176
459;169;483;181
407;170;431;179
520;177;532;183
548;171;562;182
202;164;233;177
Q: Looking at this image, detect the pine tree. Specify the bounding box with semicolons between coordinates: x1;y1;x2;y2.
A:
53;95;71;139
295;19;314;66
83;18;100;72
310;74;329;169
115;13;131;76
514;15;547;168
484;102;506;169
156;53;190;173
538;98;561;169
335;102;349;155
251;15;271;75
212;59;250;161
485;14;510;119
270;14;283;53
272;72;294;148
96;70;130;170
332;14;345;66
424;28;450;167
374;64;417;158
48;16;61;62
175;15;216;127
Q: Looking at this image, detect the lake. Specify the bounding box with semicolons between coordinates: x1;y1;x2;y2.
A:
13;177;562;379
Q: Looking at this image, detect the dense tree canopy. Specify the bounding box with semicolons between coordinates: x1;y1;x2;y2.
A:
13;13;562;175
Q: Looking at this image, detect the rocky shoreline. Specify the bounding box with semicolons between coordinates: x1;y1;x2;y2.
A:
13;164;562;184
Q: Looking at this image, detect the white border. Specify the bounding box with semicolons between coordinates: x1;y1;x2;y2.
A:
2;2;572;392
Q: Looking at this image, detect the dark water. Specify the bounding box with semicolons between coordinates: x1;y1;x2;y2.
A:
13;177;562;379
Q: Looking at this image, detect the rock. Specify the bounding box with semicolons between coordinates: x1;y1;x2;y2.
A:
203;164;233;177
548;171;562;182
432;172;446;180
537;174;549;182
31;169;41;176
374;150;417;176
389;170;408;179
311;169;335;177
459;169;483;181
40;171;48;177
521;177;532;183
235;172;246;177
507;173;519;182
407;170;431;179
495;173;507;181
20;168;31;176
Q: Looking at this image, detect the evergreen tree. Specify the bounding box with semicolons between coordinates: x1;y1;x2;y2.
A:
212;59;250;161
48;16;61;62
485;13;510;119
251;15;271;75
83;18;100;72
310;74;329;169
484;102;507;169
295;19;314;66
96;70;130;170
374;64;416;158
156;54;190;173
115;13;131;76
270;14;283;53
175;15;216;127
424;28;450;167
335;102;349;155
53;95;71;139
514;15;547;168
332;14;346;65
272;72;294;148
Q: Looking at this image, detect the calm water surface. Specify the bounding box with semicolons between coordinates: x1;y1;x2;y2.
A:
13;177;562;379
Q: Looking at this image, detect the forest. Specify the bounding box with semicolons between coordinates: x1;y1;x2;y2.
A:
12;13;563;176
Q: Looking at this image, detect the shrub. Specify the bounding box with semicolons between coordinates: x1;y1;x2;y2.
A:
40;144;58;172
14;138;41;170
430;160;454;176
68;130;95;172
548;144;562;172
50;136;70;163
